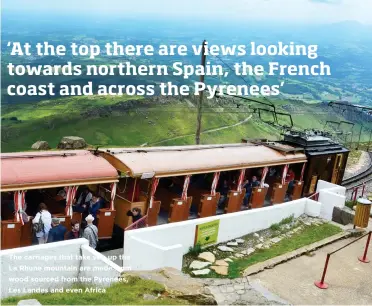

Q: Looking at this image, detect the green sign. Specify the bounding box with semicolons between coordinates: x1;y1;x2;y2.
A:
195;220;220;247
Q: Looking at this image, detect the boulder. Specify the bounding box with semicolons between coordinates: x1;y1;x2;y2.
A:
218;246;234;252
198;252;215;263
246;247;255;255
57;136;87;149
189;260;211;270
271;237;282;244
227;241;238;246
253;233;260;238
210;265;228;276
143;293;158;300
18;300;42;306
214;260;229;267
31;140;50;150
332;206;354;225
235;238;245;244
255;244;263;249
191;268;211;276
224;258;233;263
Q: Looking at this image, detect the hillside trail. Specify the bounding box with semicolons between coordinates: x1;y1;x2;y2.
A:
147;114;253;146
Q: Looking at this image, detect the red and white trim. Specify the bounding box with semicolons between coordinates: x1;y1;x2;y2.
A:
110;182;117;210
237;169;246;192
281;164;289;185
300;162;306;181
65;185;78;216
14;190;26;225
260;167;269;188
181;175;191;201
149;177;160;208
211;172;220;196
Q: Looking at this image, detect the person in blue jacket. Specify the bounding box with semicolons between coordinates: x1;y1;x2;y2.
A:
89;196;105;220
47;218;67;243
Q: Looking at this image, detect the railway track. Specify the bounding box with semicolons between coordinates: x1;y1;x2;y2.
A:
342;152;372;189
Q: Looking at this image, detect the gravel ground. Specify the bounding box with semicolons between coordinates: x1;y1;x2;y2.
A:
343;151;371;180
344;151;372;200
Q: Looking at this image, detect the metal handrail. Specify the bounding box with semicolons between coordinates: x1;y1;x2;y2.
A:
315;231;371;289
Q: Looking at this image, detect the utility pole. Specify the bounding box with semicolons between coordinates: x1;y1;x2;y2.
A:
349;129;354;149
367;129;372;152
356;124;363;150
367;130;372;152
195;39;207;145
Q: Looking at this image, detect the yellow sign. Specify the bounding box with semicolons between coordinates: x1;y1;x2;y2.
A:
194;219;220;247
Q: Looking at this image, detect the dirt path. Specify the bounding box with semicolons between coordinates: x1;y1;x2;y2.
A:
249;228;372;305
148;115;253;146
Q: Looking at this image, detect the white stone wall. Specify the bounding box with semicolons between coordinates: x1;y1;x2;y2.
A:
317;180;346;220
124;197;322;271
80;245;124;287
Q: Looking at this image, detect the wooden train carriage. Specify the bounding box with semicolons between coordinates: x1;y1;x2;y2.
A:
98;143;307;228
281;132;349;196
244;133;349;197
0;150;118;250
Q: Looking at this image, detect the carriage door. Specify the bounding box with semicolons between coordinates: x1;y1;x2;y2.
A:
331;154;343;184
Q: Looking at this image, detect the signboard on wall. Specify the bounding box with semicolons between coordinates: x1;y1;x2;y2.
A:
194;219;220;247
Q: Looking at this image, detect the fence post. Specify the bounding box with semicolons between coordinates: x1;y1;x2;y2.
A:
361;183;366;198
358;232;371;263
353;187;358;202
314;253;330;289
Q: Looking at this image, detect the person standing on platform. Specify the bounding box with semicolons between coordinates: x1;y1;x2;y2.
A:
32;203;52;244
47;218;67;243
82;214;99;249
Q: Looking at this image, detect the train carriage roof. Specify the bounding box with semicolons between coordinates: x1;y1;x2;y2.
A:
1;150;119;191
98;143;307;178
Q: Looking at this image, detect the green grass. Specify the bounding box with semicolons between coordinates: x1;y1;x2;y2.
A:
1;275;187;305
345;200;356;209
269;223;281;231
228;223;342;278
279;214;294;225
269;214;294;231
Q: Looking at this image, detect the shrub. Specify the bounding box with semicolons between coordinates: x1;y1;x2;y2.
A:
345;200;356;209
188;243;202;256
270;223;280;231
279;214;294;225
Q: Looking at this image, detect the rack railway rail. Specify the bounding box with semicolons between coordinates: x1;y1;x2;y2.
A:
342;152;372;189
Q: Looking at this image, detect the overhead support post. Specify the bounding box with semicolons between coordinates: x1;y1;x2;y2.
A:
195;39;207;145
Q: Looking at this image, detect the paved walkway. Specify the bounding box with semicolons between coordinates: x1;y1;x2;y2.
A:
249;234;372;305
203;277;288;305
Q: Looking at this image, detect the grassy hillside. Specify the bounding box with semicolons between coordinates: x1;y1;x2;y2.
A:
1;95;371;152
